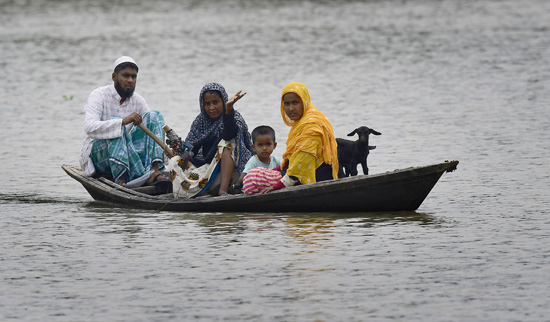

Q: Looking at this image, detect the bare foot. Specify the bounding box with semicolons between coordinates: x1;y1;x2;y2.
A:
146;171;169;185
115;176;127;187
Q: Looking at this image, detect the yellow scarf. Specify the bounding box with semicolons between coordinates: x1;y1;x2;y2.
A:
280;82;339;181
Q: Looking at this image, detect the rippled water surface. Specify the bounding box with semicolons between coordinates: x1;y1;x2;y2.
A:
1;0;549;321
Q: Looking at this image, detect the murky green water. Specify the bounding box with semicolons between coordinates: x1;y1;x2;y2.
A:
1;0;549;320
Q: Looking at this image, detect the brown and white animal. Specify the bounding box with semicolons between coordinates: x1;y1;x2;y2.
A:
336;126;381;177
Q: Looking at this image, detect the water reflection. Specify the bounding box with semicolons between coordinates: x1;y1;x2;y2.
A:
347;211;442;227
283;216;337;245
168;210;441;237
80;205;166;243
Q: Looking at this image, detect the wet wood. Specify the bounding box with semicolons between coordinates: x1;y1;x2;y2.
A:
62;161;458;213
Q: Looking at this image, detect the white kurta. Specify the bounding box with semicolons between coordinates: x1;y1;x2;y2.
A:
79;84;150;176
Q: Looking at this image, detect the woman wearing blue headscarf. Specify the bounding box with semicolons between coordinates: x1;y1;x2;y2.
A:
168;82;253;197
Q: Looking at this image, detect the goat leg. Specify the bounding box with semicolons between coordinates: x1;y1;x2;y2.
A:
361;160;369;175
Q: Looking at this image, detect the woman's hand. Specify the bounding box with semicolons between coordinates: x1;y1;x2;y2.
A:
122;112;142;125
226;90;246;114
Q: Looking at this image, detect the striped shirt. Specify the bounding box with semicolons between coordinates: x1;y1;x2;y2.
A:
79;83;150;176
242;167;283;195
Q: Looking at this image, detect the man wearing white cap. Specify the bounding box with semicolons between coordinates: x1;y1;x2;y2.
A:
79;56;168;187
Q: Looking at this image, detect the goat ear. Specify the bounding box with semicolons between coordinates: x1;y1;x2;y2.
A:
370;129;382;135
347;129;357;136
369;145;376;150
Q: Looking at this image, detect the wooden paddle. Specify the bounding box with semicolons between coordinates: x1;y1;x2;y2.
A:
137;123;176;158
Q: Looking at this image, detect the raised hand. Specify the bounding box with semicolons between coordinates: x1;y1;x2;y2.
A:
225;90;246;114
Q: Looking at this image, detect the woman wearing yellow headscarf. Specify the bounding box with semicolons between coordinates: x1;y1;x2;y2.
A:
258;82;339;194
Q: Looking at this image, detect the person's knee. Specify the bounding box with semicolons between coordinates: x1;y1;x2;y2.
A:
143;110;164;124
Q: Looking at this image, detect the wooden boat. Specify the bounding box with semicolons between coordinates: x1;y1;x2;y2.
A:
61;160;458;212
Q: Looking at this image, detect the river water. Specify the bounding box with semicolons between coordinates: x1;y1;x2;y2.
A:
1;0;549;321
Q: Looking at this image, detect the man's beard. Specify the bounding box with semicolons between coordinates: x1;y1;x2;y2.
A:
114;81;135;100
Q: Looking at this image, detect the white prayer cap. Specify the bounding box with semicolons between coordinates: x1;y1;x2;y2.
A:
113;56;137;70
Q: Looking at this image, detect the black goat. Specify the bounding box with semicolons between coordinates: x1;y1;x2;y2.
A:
336;126;381;177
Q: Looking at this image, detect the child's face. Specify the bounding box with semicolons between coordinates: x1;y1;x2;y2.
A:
252;134;277;163
203;92;224;121
282;92;303;121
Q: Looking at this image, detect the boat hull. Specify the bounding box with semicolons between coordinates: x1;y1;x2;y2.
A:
62;161;458;212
